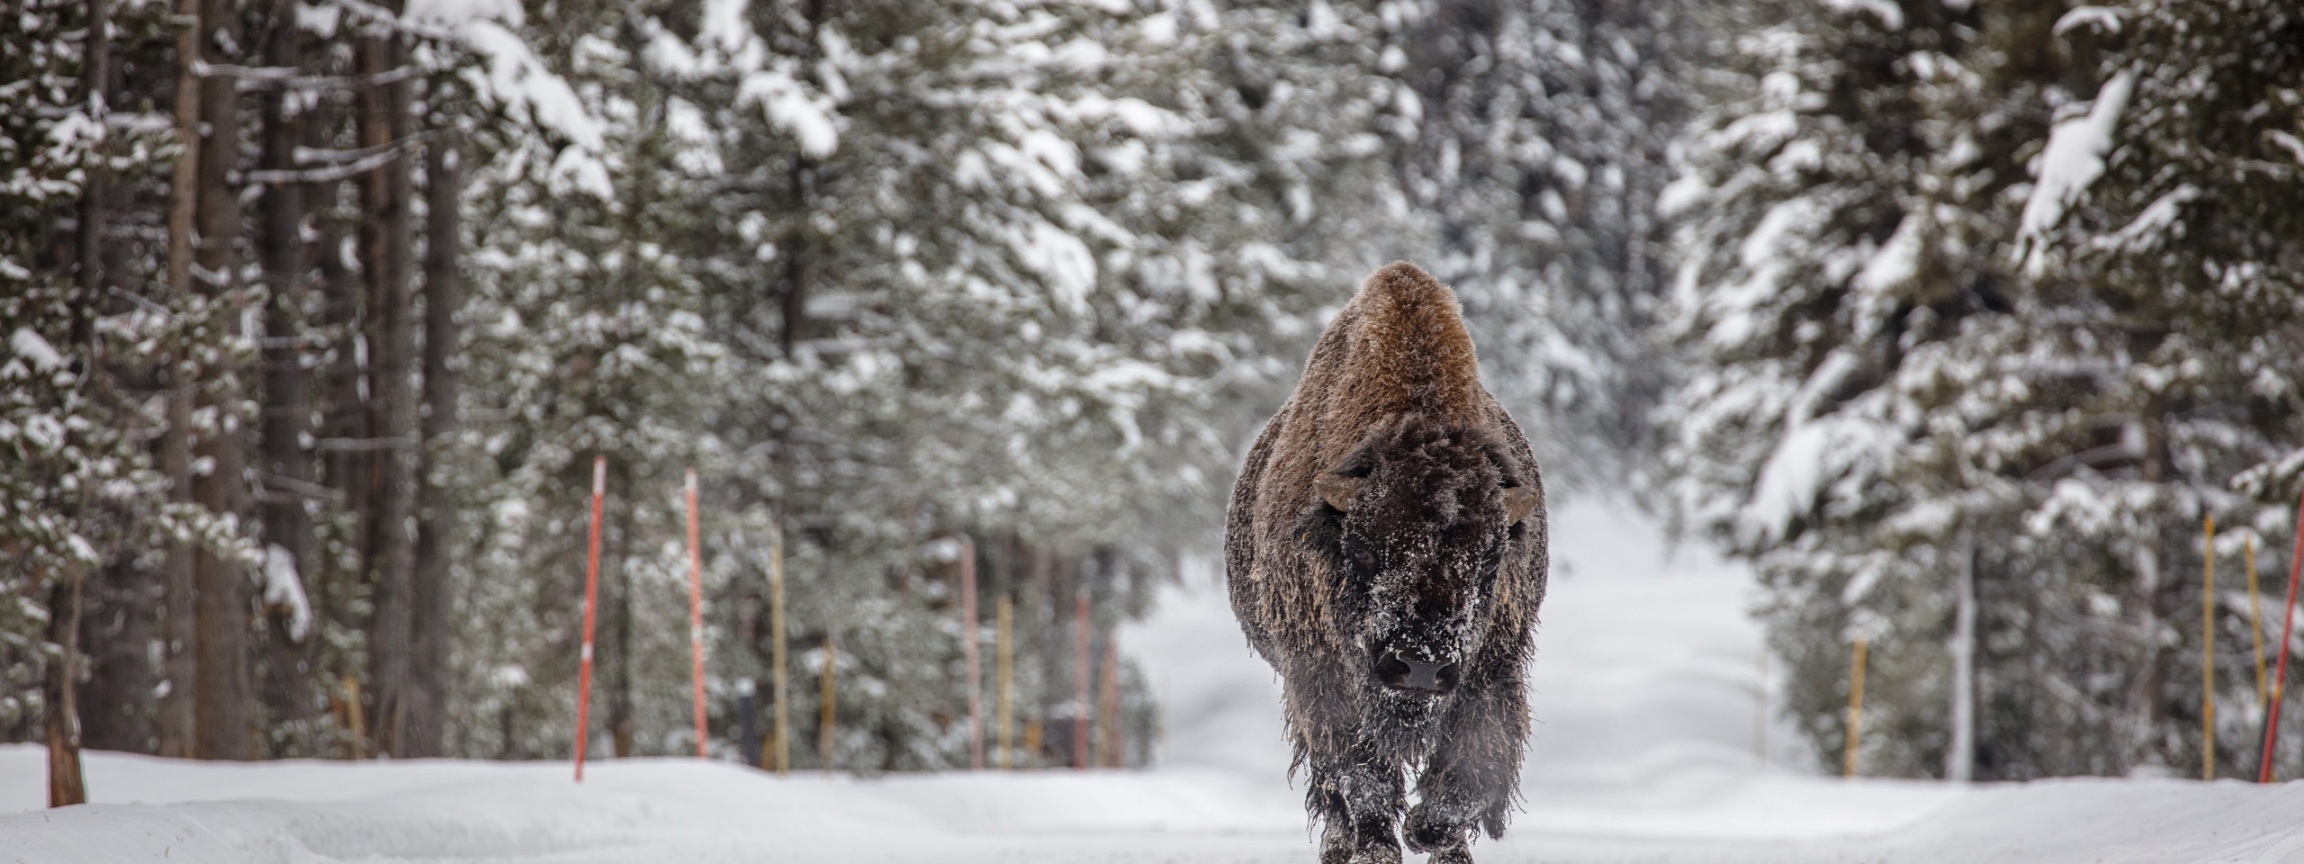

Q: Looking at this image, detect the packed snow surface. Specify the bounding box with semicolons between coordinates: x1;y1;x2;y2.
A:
10;498;2304;862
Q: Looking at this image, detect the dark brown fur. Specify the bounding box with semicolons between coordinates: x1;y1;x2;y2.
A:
1226;262;1548;864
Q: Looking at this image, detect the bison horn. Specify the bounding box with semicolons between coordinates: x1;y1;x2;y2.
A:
1316;473;1365;512
1504;484;1539;526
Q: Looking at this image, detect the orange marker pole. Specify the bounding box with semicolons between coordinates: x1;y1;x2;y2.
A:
575;456;606;783
2250;535;2268;708
820;636;837;775
960;537;984;770
2261;486;2304;783
686;469;708;759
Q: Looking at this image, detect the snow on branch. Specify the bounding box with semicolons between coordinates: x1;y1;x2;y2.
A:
329;0;457;41
258;544;314;642
194;60;418;92
239;146;408;185
9;327;66;372
2053;6;2124;37
2016;68;2136;276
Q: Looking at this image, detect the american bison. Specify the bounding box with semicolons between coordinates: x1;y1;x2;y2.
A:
1225;262;1547;864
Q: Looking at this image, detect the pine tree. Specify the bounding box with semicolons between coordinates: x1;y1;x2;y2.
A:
1669;0;2304;780
1397;0;1693;479
1661;0;2078;777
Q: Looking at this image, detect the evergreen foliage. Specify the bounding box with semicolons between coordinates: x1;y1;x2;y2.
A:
1664;0;2304;779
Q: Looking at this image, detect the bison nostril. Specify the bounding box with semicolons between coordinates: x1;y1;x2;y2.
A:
1376;654;1459;694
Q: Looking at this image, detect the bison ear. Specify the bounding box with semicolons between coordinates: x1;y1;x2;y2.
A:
1503;484;1540;526
1315;473;1366;513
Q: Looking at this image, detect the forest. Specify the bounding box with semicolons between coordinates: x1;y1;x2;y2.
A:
3;0;2301;795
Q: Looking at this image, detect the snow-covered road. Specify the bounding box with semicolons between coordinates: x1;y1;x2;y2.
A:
7;499;2304;862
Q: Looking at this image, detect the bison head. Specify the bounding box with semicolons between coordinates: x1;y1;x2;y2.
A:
1300;415;1538;731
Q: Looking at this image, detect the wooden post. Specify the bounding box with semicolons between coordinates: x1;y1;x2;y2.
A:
2206;514;2218;780
2250;535;2268;707
819;636;836;775
1023;720;1043;767
344;677;366;760
2264;485;2304;783
997;594;1014;770
686;469;708;759
770;522;789;776
574;456;605;783
961;537;983;770
1844;638;1867;779
1074;590;1091;770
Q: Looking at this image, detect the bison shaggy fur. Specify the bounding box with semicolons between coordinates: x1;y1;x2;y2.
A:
1225;262;1548;864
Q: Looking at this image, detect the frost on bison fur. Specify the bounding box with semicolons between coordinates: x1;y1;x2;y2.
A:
1224;262;1547;864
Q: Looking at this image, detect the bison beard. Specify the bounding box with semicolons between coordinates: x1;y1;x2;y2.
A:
1226;262;1548;864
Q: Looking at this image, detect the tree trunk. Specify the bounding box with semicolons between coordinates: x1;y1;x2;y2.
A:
157;0;202;762
1034;545;1067;764
71;0;107;349
68;0;152;760
778;0;827;358
357;12;418;758
46;568;88;806
307;91;365;731
609;498;634;758
192;0;253;762
406;125;463;758
255;0;317;750
80;555;158;754
1948;529;1976;782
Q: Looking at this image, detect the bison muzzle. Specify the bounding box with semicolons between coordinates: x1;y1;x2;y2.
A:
1225;262;1547;864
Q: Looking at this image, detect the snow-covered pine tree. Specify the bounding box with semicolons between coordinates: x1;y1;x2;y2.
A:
1661;0;2079;778
0;0;228;757
431;0;738;760
1673;0;2304;780
673;0;1229;771
1396;0;1693;480
2006;0;2304;778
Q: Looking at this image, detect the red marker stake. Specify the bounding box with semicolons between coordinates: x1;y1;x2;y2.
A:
575;456;606;783
686;469;708;760
2260;485;2304;783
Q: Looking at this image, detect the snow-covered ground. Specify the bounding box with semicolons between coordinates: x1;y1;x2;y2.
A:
8;498;2304;862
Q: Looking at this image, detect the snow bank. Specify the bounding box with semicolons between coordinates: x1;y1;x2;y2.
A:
13;501;2304;862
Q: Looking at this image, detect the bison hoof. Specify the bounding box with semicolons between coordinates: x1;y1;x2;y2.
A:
1320;824;1398;864
1401;804;1468;853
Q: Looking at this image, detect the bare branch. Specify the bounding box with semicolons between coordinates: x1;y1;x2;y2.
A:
329;0;457;41
194;59;420;92
313;436;419;452
239;146;403;185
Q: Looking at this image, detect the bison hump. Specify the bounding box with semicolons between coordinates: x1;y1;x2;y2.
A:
1329;262;1485;425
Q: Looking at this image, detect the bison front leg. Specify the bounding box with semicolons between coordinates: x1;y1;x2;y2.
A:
1310;741;1407;864
1404;677;1525;863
